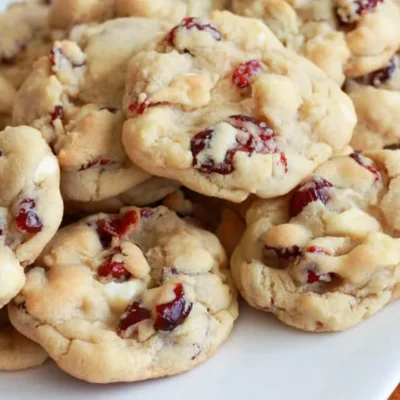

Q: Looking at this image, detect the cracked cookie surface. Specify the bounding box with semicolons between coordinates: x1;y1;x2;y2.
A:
232;0;400;84
0;74;16;129
9;206;237;383
0;1;59;90
345;55;400;150
122;11;356;203
13;18;177;205
232;150;400;331
0;309;48;371
48;0;230;28
0;126;63;310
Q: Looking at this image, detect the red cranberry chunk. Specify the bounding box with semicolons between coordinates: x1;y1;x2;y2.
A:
279;152;288;173
191;115;277;175
290;176;333;218
305;246;329;255
264;245;302;259
366;58;396;86
95;211;138;247
128;100;167;116
166;17;222;48
337;0;384;23
50;105;63;126
232;60;262;89
154;283;192;331
140;208;154;218
79;157;112;171
307;270;335;284
97;247;131;281
350;152;381;181
117;302;151;338
304;249;333;283
16;199;43;234
354;0;384;15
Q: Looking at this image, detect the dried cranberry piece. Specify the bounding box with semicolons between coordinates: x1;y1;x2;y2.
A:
95;211;138;247
366;58;396;87
354;0;384;16
166;17;222;48
50;105;63;126
232;60;262;89
79;157;112;171
305;246;328;255
191;115;277;175
303;247;334;283
16;199;43;234
307;270;321;284
337;0;384;23
350;152;381;181
280;152;288;173
307;270;335;284
48;47;85;68
140;208;154;218
97;247;131;281
264;245;302;259
128;100;168;116
154;283;192;331
290;176;333;218
117;302;151;338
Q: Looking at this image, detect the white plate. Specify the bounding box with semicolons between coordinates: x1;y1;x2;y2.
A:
2;301;400;400
1;0;400;398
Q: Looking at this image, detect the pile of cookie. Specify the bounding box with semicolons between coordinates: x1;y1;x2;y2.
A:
1;0;400;384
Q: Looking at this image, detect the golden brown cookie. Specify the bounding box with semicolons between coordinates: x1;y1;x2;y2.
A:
233;150;400;332
9;206;238;383
233;0;400;83
122;11;356;203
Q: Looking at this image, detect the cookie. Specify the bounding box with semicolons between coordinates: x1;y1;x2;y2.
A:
66;177;181;214
345;55;400;150
0;309;48;371
162;189;248;249
48;0;230;28
122;11;356;203
13;18;176;205
161;189;247;255
216;208;246;256
48;0;115;29
0;73;16;129
0;1;59;90
0;126;63;309
232;150;400;332
116;0;230;22
9;206;238;383
232;0;400;84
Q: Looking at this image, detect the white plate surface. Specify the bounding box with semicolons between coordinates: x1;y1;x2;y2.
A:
2;302;400;400
1;0;400;399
